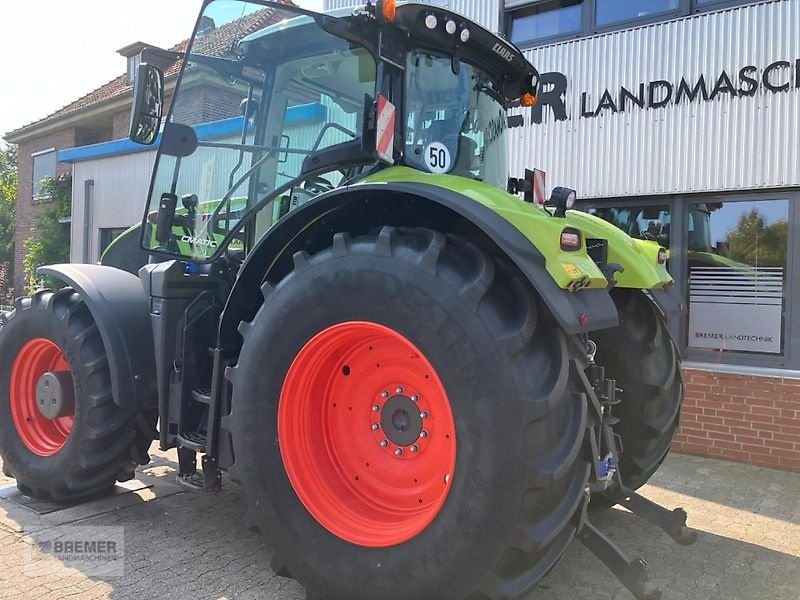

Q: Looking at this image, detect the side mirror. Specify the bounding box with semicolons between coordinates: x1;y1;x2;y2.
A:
129;63;164;145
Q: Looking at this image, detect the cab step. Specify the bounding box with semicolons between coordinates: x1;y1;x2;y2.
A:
191;388;212;404
177;431;207;452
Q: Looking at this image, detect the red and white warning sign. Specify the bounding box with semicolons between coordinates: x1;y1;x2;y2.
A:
532;169;546;205
376;94;396;164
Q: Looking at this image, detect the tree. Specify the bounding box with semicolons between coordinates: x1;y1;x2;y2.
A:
23;173;71;293
726;209;788;269
0;145;17;304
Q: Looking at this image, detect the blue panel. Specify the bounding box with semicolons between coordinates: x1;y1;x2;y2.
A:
59;103;328;164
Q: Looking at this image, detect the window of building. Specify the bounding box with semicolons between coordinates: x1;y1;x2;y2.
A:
584;193;797;369
508;0;584;45
32;149;57;200
686;199;789;356
99;227;128;256
506;0;765;47
595;0;679;27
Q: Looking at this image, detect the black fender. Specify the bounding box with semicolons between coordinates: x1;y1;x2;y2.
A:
218;182;619;348
99;224;153;275
648;285;685;356
38;264;158;411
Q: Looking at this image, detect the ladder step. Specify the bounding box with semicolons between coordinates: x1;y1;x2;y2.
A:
177;431;207;452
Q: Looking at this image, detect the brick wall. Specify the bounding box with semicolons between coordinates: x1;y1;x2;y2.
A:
13;129;77;295
112;110;131;139
674;368;800;472
174;86;243;126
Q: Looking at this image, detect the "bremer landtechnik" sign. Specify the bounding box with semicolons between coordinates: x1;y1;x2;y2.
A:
523;59;799;125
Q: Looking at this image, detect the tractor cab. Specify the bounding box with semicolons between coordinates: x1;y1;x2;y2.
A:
130;0;540;263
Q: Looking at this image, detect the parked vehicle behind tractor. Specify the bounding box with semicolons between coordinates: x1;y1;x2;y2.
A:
0;2;694;598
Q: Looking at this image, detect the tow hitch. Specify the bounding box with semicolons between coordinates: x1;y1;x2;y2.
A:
572;349;697;600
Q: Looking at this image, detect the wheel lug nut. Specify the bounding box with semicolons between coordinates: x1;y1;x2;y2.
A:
381;390;389;398
410;395;419;402
396;386;404;394
394;448;403;456
380;439;389;447
371;423;380;430
420;411;428;419
410;444;419;453
372;404;381;412
420;430;429;438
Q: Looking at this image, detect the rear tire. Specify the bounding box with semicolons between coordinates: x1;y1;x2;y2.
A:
227;227;590;600
0;289;156;501
592;289;682;495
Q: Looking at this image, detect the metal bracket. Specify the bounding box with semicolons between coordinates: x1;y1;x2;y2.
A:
202;455;222;492
615;487;698;546
577;521;663;600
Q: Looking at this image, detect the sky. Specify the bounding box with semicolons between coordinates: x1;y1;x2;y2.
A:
0;0;323;142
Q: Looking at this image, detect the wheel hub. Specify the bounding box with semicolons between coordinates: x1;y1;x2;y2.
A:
380;394;423;446
10;338;74;456
35;371;74;420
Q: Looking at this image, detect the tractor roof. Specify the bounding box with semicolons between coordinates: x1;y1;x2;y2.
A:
241;2;537;102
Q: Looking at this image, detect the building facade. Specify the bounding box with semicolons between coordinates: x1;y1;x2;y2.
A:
326;0;800;471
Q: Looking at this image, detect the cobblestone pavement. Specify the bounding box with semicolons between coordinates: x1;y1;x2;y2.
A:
0;450;798;600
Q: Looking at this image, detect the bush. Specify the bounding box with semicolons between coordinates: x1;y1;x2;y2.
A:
23;174;71;294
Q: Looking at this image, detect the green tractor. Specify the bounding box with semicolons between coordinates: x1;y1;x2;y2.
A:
0;2;694;598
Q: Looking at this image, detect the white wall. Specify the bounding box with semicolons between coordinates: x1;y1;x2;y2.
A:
514;0;800;198
70;151;156;263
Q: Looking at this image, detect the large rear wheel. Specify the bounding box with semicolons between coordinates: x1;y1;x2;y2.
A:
0;289;156;501
227;227;590;600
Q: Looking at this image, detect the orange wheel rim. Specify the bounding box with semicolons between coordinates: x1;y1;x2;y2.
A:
10;338;74;456
278;321;457;547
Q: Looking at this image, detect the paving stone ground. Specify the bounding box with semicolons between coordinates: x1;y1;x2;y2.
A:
0;449;798;600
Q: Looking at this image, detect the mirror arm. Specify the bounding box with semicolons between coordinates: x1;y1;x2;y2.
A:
140;47;184;71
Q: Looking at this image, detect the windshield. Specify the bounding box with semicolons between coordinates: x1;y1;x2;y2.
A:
143;0;376;260
404;50;509;189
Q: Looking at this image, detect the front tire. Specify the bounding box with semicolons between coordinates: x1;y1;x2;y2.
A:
592;289;683;494
227;227;590;600
0;289;156;501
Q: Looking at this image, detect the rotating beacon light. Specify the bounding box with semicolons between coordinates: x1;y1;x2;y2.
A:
376;0;396;23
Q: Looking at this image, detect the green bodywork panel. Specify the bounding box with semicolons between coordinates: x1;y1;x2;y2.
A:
103;168;672;293
101;199;247;264
358;167;673;291
563;210;672;289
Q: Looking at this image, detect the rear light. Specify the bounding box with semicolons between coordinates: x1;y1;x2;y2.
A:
560;228;581;251
658;248;668;264
520;92;537;107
